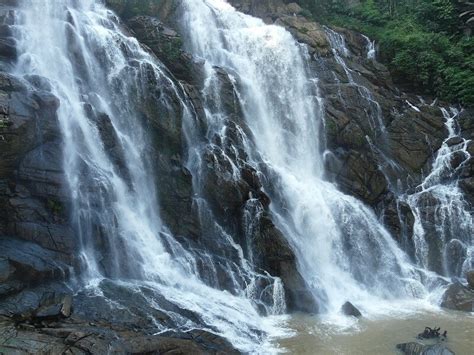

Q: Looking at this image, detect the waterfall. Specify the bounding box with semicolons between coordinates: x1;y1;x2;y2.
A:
181;0;429;315
12;0;282;352
362;34;376;60
403;108;473;276
324;27;386;136
10;0;472;351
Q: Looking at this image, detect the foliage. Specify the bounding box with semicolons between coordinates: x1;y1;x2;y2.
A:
295;0;474;106
47;199;63;215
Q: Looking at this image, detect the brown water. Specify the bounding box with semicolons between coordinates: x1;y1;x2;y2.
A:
274;308;474;354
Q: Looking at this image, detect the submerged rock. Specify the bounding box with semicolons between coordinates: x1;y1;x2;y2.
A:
441;282;474;312
396;342;455;355
341;301;362;317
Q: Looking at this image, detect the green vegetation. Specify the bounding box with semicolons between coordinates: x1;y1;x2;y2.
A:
296;0;474;106
47;199;63;215
0;118;9;128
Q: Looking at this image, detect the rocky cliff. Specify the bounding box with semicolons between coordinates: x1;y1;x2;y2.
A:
0;0;472;353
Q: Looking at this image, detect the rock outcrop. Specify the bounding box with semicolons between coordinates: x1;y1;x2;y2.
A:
441;282;474;312
396;342;455;355
341;301;362;317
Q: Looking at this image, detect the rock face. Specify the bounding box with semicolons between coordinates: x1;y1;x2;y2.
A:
441;282;474;312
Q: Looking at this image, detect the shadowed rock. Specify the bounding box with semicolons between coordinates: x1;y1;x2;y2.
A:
341;301;362;317
441;282;474;312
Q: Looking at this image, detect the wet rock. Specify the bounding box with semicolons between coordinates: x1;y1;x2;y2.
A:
387;108;447;174
276;16;330;56
396;342;455;355
253;214;318;313
0;237;70;289
105;0;180;23
0;314;239;355
445;136;464;147
466;270;474;289
381;196;415;258
440;282;474;312
127;15;203;85
445;240;467;276
341;301;362;317
34;294;73;320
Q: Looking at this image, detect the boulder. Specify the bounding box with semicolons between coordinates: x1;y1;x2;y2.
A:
396;342;455;355
341;301;362;317
33;293;73;320
466;270;474;289
445;240;467;276
0;237;71;302
440;282;474;312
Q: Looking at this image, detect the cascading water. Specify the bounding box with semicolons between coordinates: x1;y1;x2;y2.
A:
362;34;376;60
322;29;473;279
181;0;430;316
403;108;473;277
324;27;386;136
12;0;283;352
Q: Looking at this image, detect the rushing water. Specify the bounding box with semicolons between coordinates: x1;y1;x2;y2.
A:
402;108;473;277
181;0;438;317
12;0;282;352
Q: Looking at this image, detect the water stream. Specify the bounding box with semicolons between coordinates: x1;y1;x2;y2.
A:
13;1;281;352
181;0;436;317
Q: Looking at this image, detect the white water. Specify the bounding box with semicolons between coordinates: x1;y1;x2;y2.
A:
181;0;433;317
362;34;376;60
325;27;386;136
13;0;283;352
403;108;473;276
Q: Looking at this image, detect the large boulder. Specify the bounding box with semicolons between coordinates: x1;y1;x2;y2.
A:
396;342;455;355
440;282;474;312
341;301;362;317
467;270;474;289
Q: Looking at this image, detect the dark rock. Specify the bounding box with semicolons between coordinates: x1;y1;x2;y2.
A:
445;136;464;147
0;236;70;288
248;212;318;313
106;0;180;24
341;301;362;317
127;15;203;85
440;282;474;312
387;109;447;174
466;270;474;289
381;196;415;258
396;342;455;355
445;240;467;276
35;293;72;320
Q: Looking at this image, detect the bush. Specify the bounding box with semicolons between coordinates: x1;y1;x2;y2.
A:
295;0;473;106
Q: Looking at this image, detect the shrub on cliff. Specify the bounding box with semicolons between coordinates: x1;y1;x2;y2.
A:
296;0;474;106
